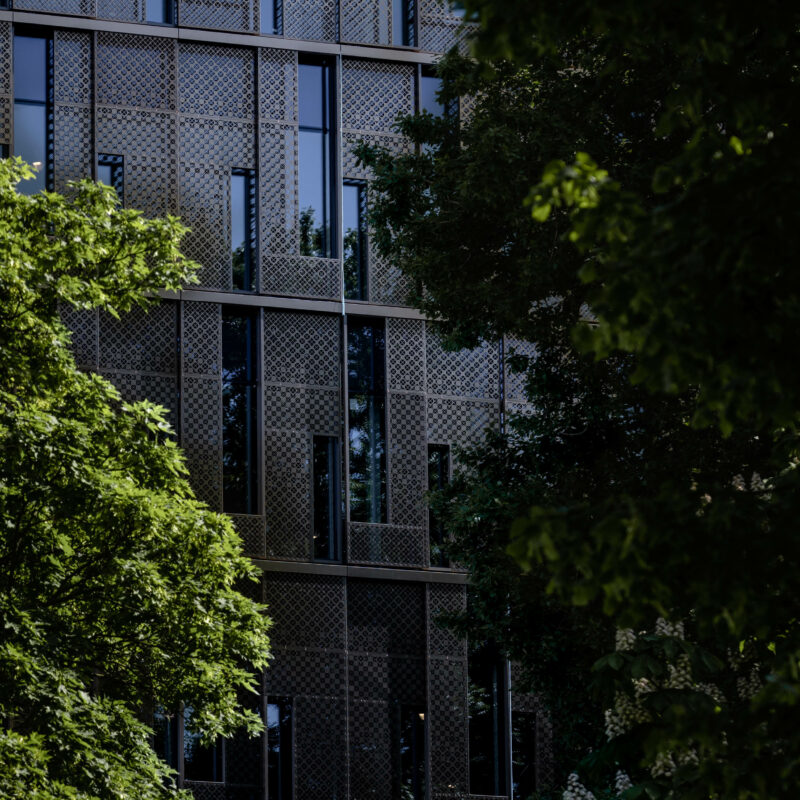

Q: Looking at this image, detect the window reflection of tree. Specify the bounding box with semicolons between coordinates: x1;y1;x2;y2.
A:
299;206;327;258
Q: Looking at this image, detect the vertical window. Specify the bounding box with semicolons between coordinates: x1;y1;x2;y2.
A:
392;0;415;46
343;180;367;300
267;698;293;800
313;435;341;561
231;168;256;292
469;642;508;797
0;144;8;158
13;32;52;195
419;67;445;117
222;308;259;515
183;707;224;782
428;444;449;567
395;704;426;800
261;0;282;34
298;59;334;259
97;153;123;202
146;0;173;23
348;318;386;524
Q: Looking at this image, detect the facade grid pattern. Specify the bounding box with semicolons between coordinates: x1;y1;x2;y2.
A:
1;3;552;798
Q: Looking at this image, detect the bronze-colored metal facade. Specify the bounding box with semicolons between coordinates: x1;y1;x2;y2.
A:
1;3;553;797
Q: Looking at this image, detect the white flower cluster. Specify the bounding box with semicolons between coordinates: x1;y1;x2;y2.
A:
650;750;677;779
655;617;684;639
737;666;762;700
615;627;637;651
562;772;596;800
667;654;694;690
696;681;726;706
615;771;633;793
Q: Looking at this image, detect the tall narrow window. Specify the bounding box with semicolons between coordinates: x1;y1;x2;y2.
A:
348;318;386;523
392;0;415;46
231;168;256;292
395;704;426;800
152;708;179;771
146;0;173;23
428;444;449;567
469;642;508;797
298;58;334;259
222;308;259;515
267;698;293;800
419;67;444;117
14;31;52;195
97;153;124;202
261;0;282;34
343;180;367;300
313;435;341;561
183;707;224;782
0;144;8;158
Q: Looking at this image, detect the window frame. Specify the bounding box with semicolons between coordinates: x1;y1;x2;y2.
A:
312;434;342;562
342;179;368;301
231;167;257;293
97;153;124;203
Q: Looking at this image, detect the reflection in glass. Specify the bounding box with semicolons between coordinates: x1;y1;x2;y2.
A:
395;704;426;800
97;153;124;202
392;0;415;45
183;706;224;782
261;0;281;34
313;436;340;561
428;444;449;566
231;169;256;292
348;319;386;523
146;0;172;23
419;71;445;117
298;61;333;258
469;642;508;797
343;181;367;300
222;309;259;514
14;33;51;196
267;698;293;800
152;708;178;770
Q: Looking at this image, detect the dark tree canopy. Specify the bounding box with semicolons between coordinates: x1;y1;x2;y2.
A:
358;4;800;793
0;159;271;799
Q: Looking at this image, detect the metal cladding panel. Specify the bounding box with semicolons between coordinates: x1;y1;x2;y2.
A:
259;49;297;124
99;303;178;373
426;331;500;401
388;391;427;529
339;0;405;46
504;337;537;403
229;513;267;556
428;584;467;660
348;523;426;567
183;301;222;377
295;696;349;800
60;307;99;369
179;43;255;120
97;33;176;111
179;0;257;33
55;30;92;105
418;0;471;54
387;318;425;393
349;699;393;799
13;0;91;13
428;658;469;795
96;0;143;21
54;104;92;193
342;59;414;134
0;21;9;144
282;0;337;42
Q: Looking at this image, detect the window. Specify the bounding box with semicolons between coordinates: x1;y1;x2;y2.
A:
392;0;415;46
347;318;386;524
395;703;426;800
343;180;367;300
183;706;224;783
14;31;53;195
313;435;341;561
152;708;179;771
419;66;458;119
231;168;256;292
222;308;260;515
469;642;508;796
261;0;282;34
97;153;123;202
0;144;8;158
267;697;293;800
298;58;335;259
428;444;449;567
146;0;173;24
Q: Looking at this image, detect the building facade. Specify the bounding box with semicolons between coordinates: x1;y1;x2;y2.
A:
0;2;550;798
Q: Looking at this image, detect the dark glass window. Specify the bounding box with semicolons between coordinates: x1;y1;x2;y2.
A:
298;59;334;259
392;0;415;46
146;0;173;23
428;444;449;567
343;181;367;300
419;67;444;117
267;698;293;800
231;168;256;292
313;436;341;561
14;32;53;195
97;153;123;202
469;642;508;796
183;707;224;783
261;0;282;34
152;708;179;771
394;704;426;800
222;308;259;515
0;144;8;158
348;318;386;523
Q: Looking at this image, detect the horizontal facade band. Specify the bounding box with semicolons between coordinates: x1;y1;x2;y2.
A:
254;557;469;584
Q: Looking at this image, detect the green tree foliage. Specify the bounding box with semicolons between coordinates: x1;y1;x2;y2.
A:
0;159;271;799
358;7;800;791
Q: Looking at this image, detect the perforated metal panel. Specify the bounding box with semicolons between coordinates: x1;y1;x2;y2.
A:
180;0;257;32
418;0;471;54
339;0;409;46
13;0;92;13
96;0;144;22
429;659;469;795
282;0;337;41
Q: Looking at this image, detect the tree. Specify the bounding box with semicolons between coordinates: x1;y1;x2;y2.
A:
0;159;271;799
358;9;800;792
